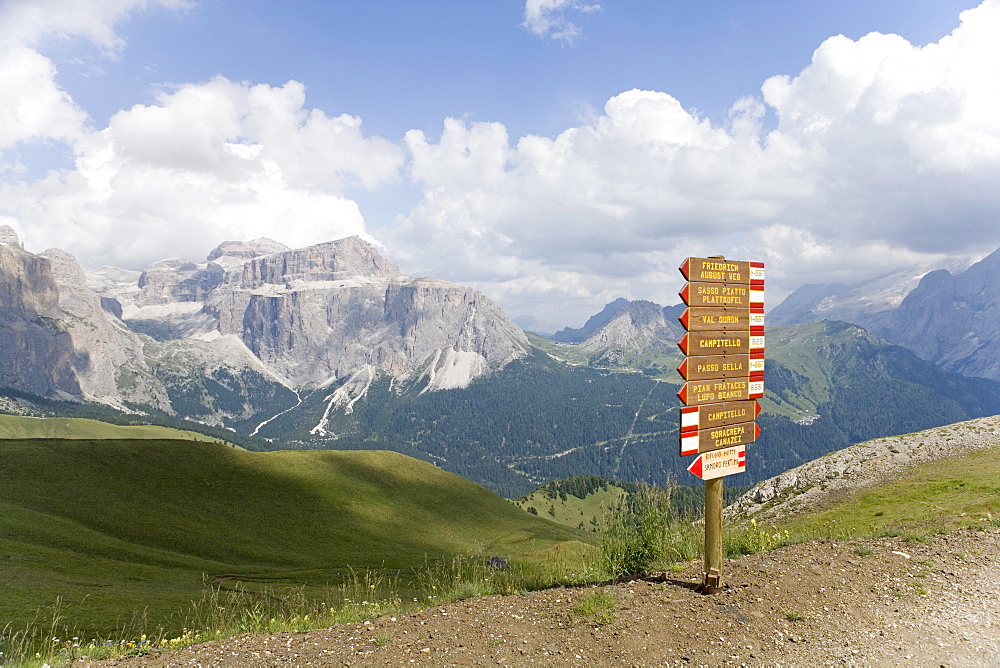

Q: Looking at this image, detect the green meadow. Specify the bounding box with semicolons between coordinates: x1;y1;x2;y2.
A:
0;438;588;640
0;414;225;442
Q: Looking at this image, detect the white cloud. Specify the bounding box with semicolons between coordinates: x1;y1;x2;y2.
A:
0;46;89;151
522;0;600;45
0;0;404;269
0;0;192;151
385;0;1000;326
3;76;404;268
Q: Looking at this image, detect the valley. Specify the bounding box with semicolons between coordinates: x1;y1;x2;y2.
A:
6;227;1000;497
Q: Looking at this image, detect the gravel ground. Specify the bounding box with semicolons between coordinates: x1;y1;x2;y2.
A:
81;526;1000;667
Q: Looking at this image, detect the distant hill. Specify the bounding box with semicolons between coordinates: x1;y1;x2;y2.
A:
0;413;228;442
0;438;585;637
767;255;976;328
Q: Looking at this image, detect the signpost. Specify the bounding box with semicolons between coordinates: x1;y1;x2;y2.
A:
676;256;764;594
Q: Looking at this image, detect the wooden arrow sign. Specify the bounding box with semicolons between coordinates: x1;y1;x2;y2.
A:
679;306;764;332
678;282;765;309
687;445;747;480
677;353;764;381
677;378;765;406
680;420;760;456
679;258;765;284
678;331;765;356
680;400;761;434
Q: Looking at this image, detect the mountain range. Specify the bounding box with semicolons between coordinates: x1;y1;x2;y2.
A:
770;249;1000;380
5;223;1000;496
0;225;528;431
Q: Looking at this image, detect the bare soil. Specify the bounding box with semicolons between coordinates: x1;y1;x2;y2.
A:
82;526;1000;667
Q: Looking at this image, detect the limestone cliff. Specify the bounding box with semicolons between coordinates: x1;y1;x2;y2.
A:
205;237;530;390
3;228;530;428
0;229;169;409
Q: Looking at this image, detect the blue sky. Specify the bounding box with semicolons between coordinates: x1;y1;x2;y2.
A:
1;0;997;329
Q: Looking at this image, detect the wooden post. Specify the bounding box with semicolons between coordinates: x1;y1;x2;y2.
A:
703;476;724;593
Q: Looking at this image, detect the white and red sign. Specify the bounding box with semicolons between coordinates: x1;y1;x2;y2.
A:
686;445;747;480
680;400;761;433
680;421;760;456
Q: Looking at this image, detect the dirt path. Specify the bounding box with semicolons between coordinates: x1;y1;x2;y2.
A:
82;527;1000;667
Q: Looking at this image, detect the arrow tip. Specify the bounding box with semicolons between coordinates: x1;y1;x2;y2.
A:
687;454;703;479
676;384;688;403
679;257;691;280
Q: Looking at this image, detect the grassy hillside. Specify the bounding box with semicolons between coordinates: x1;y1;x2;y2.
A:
0;414;228;442
779;445;1000;540
0;439;586;638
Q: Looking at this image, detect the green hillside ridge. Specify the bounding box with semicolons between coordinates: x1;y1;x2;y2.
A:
776;445;1000;540
0;413;228;442
514;478;627;533
0;439;586;638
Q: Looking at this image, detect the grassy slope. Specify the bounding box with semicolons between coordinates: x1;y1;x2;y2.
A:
525;332;590;367
0;414;226;442
513;486;627;534
759;321;837;419
775;446;1000;539
0;439;586;637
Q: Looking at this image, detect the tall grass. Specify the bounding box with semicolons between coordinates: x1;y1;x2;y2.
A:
598;481;700;579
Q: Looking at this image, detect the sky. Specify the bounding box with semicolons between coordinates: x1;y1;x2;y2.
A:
1;0;998;330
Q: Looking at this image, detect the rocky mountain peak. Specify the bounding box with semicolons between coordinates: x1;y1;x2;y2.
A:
551;298;631;343
578;299;682;354
207;238;291;262
769;255;979;327
137;257;225;306
0;224;22;248
238;236;401;288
